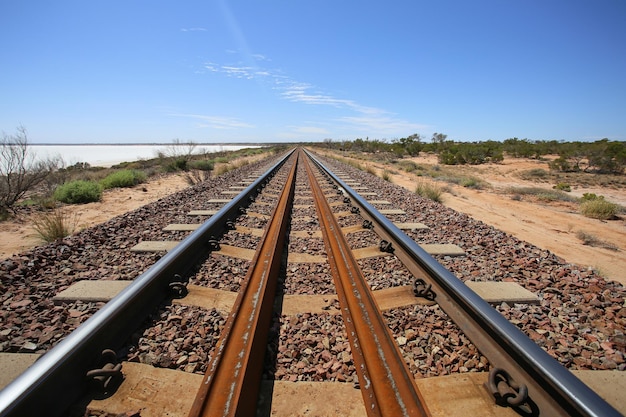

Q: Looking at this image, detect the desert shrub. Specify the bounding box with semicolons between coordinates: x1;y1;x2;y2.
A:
520;168;549;180
437;143;503;165
460;176;486;189
581;193;600;201
365;166;377;176
398;160;422;173
1;126;61;216
20;196;56;210
100;169;147;189
189;160;214;171
31;208;78;242
580;199;619;220
553;182;571;192
381;170;392;182
505;187;578;203
549;156;574;172
415;180;443;203
164;158;188;172
54;180;102;204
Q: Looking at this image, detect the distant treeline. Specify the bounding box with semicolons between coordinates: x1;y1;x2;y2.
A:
318;134;626;174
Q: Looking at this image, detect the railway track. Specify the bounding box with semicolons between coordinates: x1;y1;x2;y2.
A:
0;148;623;416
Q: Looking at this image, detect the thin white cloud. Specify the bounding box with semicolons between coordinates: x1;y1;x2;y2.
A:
252;54;270;62
222;65;255;79
199;53;426;136
181;27;207;32
203;62;220;72
171;113;255;130
280;83;356;108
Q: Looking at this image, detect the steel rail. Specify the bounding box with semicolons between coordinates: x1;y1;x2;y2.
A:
304;149;622;417
187;152;297;417
302;151;431;417
0;149;295;417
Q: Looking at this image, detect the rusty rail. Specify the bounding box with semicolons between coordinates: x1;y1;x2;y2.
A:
187;154;298;417
302;151;431;417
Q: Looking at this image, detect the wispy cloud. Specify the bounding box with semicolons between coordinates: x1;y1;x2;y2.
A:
221;65;255;79
199;52;425;136
171;113;255;130
279;82;356;108
180;27;207;32
252;54;270;62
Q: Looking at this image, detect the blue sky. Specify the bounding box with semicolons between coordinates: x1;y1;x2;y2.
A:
1;1;625;144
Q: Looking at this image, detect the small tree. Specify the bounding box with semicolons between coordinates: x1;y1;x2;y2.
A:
431;132;448;151
157;138;198;171
0;126;59;217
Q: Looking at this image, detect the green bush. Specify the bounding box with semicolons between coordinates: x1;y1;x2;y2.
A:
100;169;147;189
518;168;550;182
189;160;214;171
54;180;102;204
581;193;600;201
460;176;486;189
553;183;571;192
580;199;619;220
164;158;188;172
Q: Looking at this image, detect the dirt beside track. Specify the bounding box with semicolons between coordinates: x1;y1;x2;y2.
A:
1;152;625;286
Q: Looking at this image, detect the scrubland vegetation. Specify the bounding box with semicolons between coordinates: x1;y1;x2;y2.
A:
321;134;625;174
319;134;625;216
0;128;271;239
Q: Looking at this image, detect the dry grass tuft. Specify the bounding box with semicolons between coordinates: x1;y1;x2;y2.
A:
576;231;619;251
415;180;444;203
32;208;79;242
182;170;211;185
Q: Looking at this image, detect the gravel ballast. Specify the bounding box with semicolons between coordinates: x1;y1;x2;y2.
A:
0;149;624;389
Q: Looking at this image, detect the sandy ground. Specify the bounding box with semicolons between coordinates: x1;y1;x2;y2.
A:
351;153;626;286
1;152;625;287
